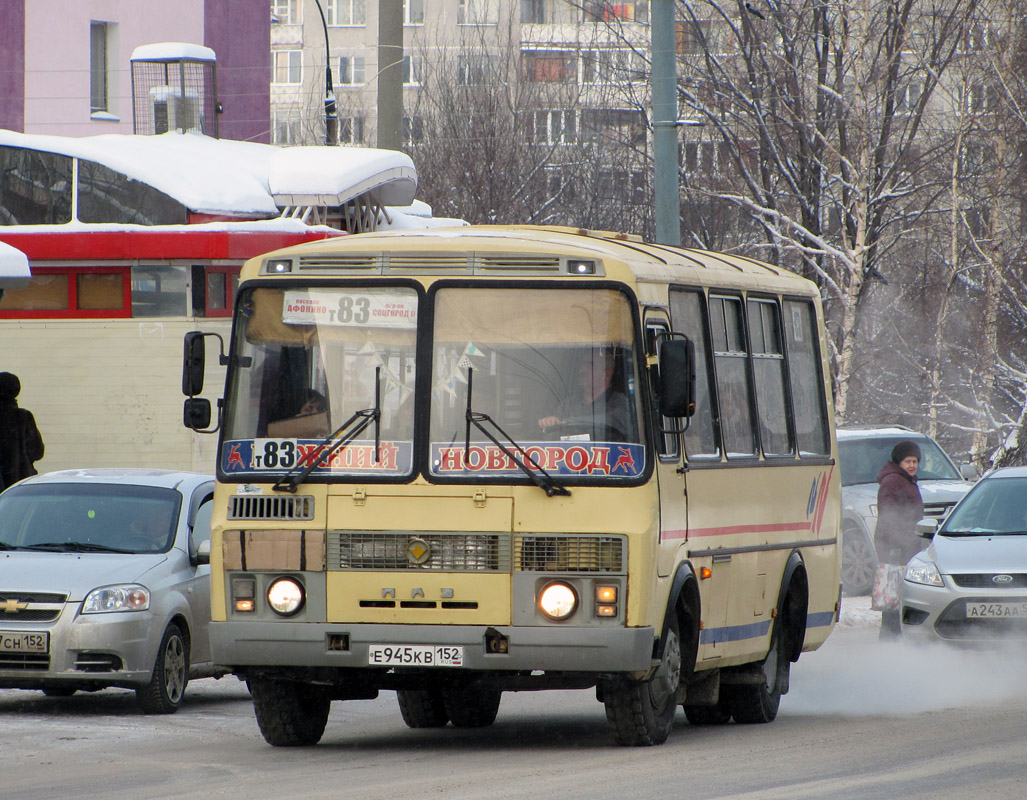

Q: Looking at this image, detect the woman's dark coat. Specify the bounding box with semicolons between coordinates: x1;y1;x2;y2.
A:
875;461;924;564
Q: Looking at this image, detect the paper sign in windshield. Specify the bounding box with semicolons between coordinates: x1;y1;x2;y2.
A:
282;290;416;329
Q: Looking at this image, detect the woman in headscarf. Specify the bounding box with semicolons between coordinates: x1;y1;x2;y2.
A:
874;440;924;638
0;372;44;490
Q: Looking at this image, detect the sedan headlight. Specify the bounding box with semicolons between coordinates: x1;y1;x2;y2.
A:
82;584;151;613
904;559;943;587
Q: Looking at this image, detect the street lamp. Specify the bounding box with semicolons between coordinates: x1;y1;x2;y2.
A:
312;0;339;145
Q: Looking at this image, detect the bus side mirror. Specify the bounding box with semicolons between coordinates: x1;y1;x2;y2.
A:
658;338;696;418
184;397;212;430
183;331;207;397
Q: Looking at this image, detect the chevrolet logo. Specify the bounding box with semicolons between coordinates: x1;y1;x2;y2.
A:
1;599;29;613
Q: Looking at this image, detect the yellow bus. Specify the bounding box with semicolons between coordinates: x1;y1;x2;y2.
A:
183;225;840;746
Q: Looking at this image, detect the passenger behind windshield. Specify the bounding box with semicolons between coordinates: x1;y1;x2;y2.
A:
538;348;636;443
268;388;330;438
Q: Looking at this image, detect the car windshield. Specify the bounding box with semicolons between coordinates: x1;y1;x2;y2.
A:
0;484;181;554
942;477;1027;535
838;435;961;486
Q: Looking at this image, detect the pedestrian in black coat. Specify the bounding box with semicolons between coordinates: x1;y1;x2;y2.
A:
0;372;44;490
874;440;924;638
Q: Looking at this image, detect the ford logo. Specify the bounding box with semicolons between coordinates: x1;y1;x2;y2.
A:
992;574;1014;584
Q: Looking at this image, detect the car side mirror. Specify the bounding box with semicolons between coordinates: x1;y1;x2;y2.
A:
658;337;696;418
915;518;938;539
959;463;977;481
193;538;211;566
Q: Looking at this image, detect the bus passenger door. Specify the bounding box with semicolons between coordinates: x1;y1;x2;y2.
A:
645;317;687;578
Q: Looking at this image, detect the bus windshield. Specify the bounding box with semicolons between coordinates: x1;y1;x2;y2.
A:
428;286;645;481
221;286;418;478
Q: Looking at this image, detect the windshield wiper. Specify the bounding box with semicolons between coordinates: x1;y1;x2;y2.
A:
22;541;133;553
273;367;382;494
464;367;570;498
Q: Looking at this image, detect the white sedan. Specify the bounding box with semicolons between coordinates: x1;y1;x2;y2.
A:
901;466;1027;644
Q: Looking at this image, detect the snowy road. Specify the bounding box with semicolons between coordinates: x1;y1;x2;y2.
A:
2;598;1025;800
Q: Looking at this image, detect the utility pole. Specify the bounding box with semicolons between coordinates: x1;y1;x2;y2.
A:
377;0;403;150
651;0;679;245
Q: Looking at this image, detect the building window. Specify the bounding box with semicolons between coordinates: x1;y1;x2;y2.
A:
131;266;188;317
0;267;130;319
520;0;577;23
339;116;365;144
403;115;425;145
522;50;577;83
90;21;112;114
402;55;423;86
272;51;303;85
404;0;425;24
326;0;366;25
458;0;499;24
581;50;645;85
528;110;577;145
581;1;648;23
272;0;299;24
272;111;303;144
191;265;241;318
457;54;497;85
339;56;366;85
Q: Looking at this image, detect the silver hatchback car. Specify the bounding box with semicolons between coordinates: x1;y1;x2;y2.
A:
901;466;1027;643
0;469;218;712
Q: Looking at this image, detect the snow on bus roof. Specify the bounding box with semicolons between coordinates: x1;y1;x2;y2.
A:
130;42;217;62
0;130;421;218
0;240;31;288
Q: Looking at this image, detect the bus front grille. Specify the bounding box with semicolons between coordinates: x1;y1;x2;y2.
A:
328;532;510;572
515;535;626;573
228;495;315;521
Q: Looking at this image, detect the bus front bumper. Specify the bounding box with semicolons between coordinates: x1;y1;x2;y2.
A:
210;621;655;673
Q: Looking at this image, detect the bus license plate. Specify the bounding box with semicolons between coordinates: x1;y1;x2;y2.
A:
367;644;464;667
966;602;1027;619
0;631;48;653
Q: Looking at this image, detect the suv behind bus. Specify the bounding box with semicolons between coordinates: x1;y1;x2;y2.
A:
838;426;973;595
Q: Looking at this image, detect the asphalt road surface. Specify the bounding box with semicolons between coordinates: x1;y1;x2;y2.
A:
2;605;1025;800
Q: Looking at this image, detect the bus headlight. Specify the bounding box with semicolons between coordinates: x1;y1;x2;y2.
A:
267;577;305;616
538;582;577;620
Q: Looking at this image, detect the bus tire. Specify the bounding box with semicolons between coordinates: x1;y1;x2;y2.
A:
397;688;450;728
603;611;681;746
724;621;789;724
250;677;330;746
441;685;501;727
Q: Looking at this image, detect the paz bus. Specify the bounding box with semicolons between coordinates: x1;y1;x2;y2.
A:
183;225;841;746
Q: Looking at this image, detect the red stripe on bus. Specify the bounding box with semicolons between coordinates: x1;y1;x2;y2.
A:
662;521;814;541
813;466;834;535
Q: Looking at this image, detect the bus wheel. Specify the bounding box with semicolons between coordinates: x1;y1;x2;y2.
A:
441;685;501;727
397;688;450;728
724;622;789;724
603;612;681;746
250;677;330;746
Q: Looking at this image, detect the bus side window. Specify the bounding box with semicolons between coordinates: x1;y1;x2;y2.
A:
668;288;719;459
709;295;757;458
783;299;830;456
747;298;794;457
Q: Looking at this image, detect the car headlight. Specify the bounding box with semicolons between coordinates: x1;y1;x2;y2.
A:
538;582;578;620
904;559;943;587
82;584;150;614
267;577;305;616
